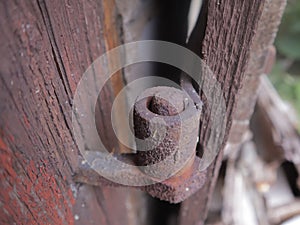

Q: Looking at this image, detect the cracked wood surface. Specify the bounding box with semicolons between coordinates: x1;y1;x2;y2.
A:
178;0;285;224
225;0;286;156
0;0;143;224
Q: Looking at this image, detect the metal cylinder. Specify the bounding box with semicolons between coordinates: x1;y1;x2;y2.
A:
133;86;201;180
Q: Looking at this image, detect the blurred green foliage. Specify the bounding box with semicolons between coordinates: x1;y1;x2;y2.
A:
270;0;300;131
271;62;300;117
275;0;300;60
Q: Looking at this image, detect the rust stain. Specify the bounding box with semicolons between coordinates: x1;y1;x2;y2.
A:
0;138;75;225
101;0;130;153
101;0;124;97
0;138;7;150
23;114;30;128
102;0;124;95
97;0;130;154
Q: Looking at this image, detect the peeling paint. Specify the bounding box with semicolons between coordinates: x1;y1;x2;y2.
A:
0;138;75;224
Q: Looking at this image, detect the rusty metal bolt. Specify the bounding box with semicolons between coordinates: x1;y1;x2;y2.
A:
133;86;201;181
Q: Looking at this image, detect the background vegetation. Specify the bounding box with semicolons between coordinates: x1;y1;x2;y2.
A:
270;0;300;131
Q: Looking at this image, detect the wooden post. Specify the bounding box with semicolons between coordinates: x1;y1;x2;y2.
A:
178;0;286;224
0;0;144;224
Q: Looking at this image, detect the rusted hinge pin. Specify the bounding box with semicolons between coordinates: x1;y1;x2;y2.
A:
133;86;200;180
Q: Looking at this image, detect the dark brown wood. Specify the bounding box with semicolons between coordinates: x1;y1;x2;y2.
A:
225;0;287;156
0;0;144;224
181;0;287;223
179;0;274;224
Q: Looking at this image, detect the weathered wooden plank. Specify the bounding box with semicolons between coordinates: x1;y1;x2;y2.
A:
0;0;141;224
225;0;287;156
179;0;287;224
0;1;76;223
179;0;269;224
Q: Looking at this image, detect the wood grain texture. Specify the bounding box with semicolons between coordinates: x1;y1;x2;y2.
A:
179;0;268;224
180;0;287;224
226;0;287;155
0;0;142;224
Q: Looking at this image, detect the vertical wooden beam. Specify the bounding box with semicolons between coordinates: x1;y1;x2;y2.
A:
179;1;268;224
0;0;143;224
226;0;287;155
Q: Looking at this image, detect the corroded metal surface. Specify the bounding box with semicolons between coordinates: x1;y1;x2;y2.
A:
132;86;205;203
134;87;200;173
74;84;205;203
141;157;207;203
